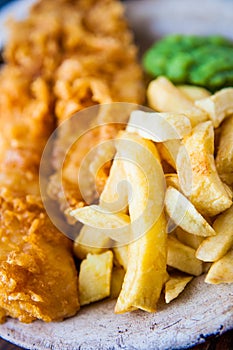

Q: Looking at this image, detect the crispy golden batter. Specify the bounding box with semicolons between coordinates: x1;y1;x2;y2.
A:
6;0;144;213
0;68;80;321
5;0;143;99
0;190;79;323
45;0;145;211
0;0;84;323
0;65;54;195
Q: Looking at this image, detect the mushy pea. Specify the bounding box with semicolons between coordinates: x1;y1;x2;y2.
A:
143;35;233;92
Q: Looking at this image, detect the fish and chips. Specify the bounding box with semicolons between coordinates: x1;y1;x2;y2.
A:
0;0;233;325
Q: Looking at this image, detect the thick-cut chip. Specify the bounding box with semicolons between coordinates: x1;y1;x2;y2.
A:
116;213;167;312
79;251;113;306
110;267;125;299
73;225;112;260
70;205;130;228
196;206;233;262
165;272;193;303
175;227;204;250
216;115;233;185
147;77;208;126
127;110;191;141
177;121;232;216
177;85;211;101
165;187;216;237
99;153;128;213
157;140;181;170
195;88;233;128
205;249;233;284
70;205;130;244
167;236;203;276
115;132;167;313
113;245;128;270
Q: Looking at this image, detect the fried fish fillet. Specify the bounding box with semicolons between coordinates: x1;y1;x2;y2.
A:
0;2;82;322
0;66;80;322
0;65;54;196
0;190;79;323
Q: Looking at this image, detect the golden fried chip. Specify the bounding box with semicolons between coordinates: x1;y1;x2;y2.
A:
115;132;167;313
167;235;203;276
147;77;208;126
113;245;128;270
195;87;233;127
165;187;216;237
205;249;233;284
79;251;113;306
177;121;232;216
157;140;181;170
127;110;191;141
196;206;233;262
73;225;112;260
175;227;204;250
177;85;211;101
216;115;233;185
165;272;193;303
99;153;128;213
70;205;130;244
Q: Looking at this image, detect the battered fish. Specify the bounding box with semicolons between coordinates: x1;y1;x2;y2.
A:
0;190;79;323
0;68;80;322
0;2;81;322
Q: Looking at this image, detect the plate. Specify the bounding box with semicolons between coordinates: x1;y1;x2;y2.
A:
0;0;233;349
